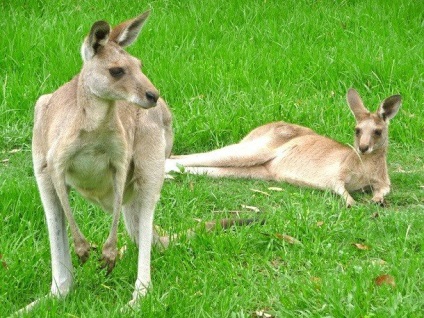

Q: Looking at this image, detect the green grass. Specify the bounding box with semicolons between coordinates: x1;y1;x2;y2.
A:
1;0;423;317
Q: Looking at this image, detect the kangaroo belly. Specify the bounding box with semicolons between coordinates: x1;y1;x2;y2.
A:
270;136;346;190
272;157;341;190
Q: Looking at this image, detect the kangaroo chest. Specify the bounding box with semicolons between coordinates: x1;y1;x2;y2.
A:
65;129;128;199
344;158;384;192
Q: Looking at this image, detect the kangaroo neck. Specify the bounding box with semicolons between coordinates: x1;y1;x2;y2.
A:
76;75;118;132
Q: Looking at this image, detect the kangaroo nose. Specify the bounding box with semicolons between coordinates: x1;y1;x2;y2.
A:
359;145;369;153
146;91;159;103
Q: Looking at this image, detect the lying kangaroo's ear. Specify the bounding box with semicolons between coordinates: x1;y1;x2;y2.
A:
347;88;369;120
81;21;111;62
110;10;150;47
378;95;402;121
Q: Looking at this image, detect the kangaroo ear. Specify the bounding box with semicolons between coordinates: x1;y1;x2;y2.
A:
81;21;111;62
347;88;369;120
378;95;402;121
110;10;150;47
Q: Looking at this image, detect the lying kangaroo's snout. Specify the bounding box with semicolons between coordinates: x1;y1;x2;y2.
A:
358;144;370;154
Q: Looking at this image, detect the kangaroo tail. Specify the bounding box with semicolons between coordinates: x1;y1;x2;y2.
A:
153;218;265;249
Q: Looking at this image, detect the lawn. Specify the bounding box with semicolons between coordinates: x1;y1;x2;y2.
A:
0;0;423;317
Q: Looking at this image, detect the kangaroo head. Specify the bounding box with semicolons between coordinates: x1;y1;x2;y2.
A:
347;88;401;155
80;10;159;109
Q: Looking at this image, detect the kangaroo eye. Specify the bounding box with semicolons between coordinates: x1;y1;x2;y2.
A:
355;128;361;136
374;129;382;136
109;67;125;78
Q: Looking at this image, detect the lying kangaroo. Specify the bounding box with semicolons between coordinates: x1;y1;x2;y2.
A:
30;11;173;309
166;89;401;207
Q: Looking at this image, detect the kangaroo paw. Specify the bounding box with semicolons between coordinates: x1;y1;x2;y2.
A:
99;246;118;275
75;239;91;264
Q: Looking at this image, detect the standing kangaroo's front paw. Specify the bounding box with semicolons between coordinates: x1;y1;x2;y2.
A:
100;245;118;275
75;239;91;264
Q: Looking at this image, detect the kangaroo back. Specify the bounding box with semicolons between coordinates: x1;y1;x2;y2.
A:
167;121;315;171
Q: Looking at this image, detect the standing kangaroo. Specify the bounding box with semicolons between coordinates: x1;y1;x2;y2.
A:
31;11;173;309
166;89;401;207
